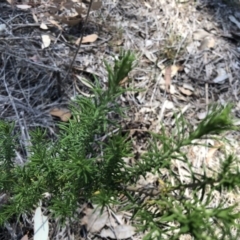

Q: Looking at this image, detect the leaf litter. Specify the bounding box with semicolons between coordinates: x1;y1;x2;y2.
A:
1;0;240;239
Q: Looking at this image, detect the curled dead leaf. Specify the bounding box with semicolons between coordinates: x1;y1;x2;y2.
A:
76;34;98;45
75;75;94;88
179;87;193;96
49;108;71;122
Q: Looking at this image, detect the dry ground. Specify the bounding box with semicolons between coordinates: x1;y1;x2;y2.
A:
1;0;240;239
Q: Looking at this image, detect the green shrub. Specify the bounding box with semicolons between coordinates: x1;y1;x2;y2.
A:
0;51;240;239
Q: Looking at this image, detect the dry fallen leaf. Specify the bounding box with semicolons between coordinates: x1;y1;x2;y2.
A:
61;17;81;26
41;34;51;49
212;68;229;84
40;23;48;30
105;214;124;227
165;100;174;110
163;65;182;93
179;87;193;96
143;49;157;63
199;36;215;50
119;76;129;86
205;143;222;164
31;10;38;23
193;29;210;41
21;235;28;240
75;7;84;15
197;111;207;120
34;207;49;240
169;84;177;94
75;75;94;88
144;1;152;8
164;66;171;92
76;34;98;45
49;108;71;122
183;83;194;91
81;207;108;233
100;225;136;239
16;4;31;9
74;81;95;97
164;65;182;78
113;39;124;46
6;0;13;5
48;19;63;30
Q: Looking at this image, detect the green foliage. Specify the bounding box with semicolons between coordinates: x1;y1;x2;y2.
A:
188;104;237;142
0;51;240;239
0;121;15;173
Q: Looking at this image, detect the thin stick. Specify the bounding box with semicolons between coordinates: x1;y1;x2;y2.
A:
62;0;94;83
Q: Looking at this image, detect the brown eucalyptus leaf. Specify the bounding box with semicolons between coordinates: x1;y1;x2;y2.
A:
179;87;193;96
76;34;98;45
49;108;71;122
